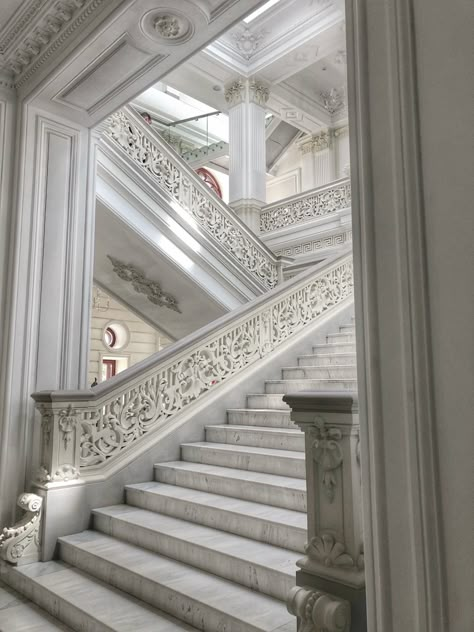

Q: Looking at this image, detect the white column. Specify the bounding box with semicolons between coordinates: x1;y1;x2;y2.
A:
334;125;351;178
0;105;96;527
299;130;336;191
225;78;269;233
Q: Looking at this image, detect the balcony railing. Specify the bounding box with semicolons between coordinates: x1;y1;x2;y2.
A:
104;106;280;290
33;252;353;482
260;178;351;234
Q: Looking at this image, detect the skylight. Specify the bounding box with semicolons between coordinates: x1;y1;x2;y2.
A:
243;0;282;24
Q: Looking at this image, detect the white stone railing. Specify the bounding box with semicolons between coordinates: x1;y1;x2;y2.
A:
32;252;353;482
260;178;351;234
104;106;280;290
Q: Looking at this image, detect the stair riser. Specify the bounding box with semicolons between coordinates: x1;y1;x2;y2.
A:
326;333;355;343
264;380;358;394
60;541;272;632
227;410;294;428
312;343;356;354
154;464;307;511
181;444;305;478
339;325;356;334
1;569;114;632
205;427;305;452
92;513;293;602
297;354;356;367
282;367;357;380
246;394;289;410
125;488;306;553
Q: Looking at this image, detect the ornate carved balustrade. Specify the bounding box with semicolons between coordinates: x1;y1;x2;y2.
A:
260;178;351;234
104;106;281;290
283;392;366;632
32;253;353;486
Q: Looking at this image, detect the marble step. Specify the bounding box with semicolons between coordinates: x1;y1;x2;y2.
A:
125;482;307;552
59;531;295;632
312;342;356;354
227;408;294;428
339;324;356;334
205;424;305;452
6;560;198;631
154;461;306;511
181;441;305;478
297;353;356;367
264;379;358;394
92;505;300;601
0;581;72;631
326;332;355;343
246;393;289;409
282;365;357;380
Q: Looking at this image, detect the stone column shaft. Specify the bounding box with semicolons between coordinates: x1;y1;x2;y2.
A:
225;78;269;233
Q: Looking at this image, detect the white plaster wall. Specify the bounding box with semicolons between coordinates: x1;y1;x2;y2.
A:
266;143;302;202
413;1;474;628
88;287;170;385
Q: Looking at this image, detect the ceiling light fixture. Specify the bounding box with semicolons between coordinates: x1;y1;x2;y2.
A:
243;0;282;24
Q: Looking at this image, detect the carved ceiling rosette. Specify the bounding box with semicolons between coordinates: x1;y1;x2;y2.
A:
140;9;194;46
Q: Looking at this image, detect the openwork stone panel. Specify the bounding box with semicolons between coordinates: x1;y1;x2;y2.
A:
34;256;353;478
105;108;279;289
260;179;351;233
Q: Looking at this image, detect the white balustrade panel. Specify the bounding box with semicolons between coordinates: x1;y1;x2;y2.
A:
33;254;353;479
260;179;351;233
105;107;279;290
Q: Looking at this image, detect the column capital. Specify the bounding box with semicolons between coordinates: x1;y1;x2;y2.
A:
224;77;270;108
298;129;333;155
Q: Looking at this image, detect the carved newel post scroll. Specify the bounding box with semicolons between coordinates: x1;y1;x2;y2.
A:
0;493;43;565
283;392;366;632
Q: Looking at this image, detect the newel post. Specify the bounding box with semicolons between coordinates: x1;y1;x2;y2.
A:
283;392;366;632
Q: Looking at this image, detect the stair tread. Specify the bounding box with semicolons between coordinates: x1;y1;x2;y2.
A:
59;531;294;631
0;581;72;631
93;505;300;574
12;561;198;631
181;441;304;460
126;482;307;528
155;460;306;490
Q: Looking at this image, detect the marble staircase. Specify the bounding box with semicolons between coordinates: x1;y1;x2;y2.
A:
2;320;356;632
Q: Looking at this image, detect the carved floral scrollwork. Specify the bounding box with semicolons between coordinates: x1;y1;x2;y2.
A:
37;257;353;472
0;493;43;564
305;533;355;569
107;255;181;312
105;110;279;289
260;180;351;233
58;405;77;449
311;416;343;502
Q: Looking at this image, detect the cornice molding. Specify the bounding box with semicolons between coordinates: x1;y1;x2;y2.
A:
0;0;108;89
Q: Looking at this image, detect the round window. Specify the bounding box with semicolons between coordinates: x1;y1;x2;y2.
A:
103;322;129;350
104;327;117;348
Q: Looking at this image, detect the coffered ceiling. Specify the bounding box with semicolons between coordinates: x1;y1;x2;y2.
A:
0;0;270;127
163;0;348;134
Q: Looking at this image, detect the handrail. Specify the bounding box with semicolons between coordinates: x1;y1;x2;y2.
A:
32;250;353;481
103;106;280;290
260;178;351;233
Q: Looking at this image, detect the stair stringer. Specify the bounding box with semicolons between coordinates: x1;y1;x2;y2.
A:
38;298;354;561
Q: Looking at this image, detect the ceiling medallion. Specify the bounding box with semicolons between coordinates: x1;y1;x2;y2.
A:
140;9;194;45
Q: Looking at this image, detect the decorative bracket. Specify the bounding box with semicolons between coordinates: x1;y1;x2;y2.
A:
0;493;43;564
287;586;350;632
